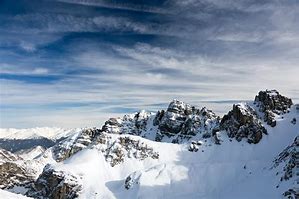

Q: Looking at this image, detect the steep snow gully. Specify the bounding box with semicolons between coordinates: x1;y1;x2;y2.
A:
0;90;298;199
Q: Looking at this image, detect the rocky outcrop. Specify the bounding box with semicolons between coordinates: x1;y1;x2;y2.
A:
0;148;21;162
272;136;299;199
188;141;202;152
52;128;101;162
273;136;299;181
103;137;159;167
31;164;82;199
283;188;299;199
101;100;220;143
254;90;293;127
52;128;159;167
93;135;159;167
102;110;151;136
124;171;142;190
154;100;220;143
220;103;267;144
0;149;34;189
155;100;221;143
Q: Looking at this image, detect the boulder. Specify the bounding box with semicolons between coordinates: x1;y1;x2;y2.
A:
124;171;142;190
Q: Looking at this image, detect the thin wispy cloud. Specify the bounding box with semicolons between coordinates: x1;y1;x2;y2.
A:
0;0;298;128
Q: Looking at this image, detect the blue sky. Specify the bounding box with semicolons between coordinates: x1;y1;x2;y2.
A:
0;0;299;128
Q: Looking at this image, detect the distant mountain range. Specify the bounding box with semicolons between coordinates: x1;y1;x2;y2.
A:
0;89;298;199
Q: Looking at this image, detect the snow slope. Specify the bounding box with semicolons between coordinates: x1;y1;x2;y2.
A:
47;105;298;199
0;189;32;199
0;90;298;199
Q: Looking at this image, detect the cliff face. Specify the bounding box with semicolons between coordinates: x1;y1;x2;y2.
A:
102;100;220;143
30;164;82;199
0;149;34;190
254;90;293;127
272;136;299;199
220;103;267;144
0;89;298;199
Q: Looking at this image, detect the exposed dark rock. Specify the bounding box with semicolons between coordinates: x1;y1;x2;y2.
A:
291;118;297;125
283;189;299;199
220;103;267;144
102;136;159;167
153;110;165;126
30;164;82;199
188;141;202;152
51;128;159;167
101;100;220;143
52;128;101;162
124;171;141;190
157;100;193;135
154;100;220;143
0;149;34;189
254;90;293;127
272;136;299;182
102;110;151;136
272;136;299;199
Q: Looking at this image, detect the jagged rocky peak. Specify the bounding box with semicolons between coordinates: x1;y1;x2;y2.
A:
155;99;194;136
30;164;82;199
254;89;293;127
101;99;220;143
220;103;267;144
154;99;220;142
102;110;151;135
167;99;193;114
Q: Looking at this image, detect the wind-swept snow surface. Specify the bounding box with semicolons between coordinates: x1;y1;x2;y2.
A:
42;104;297;199
0;90;298;199
52;117;297;199
0;189;32;199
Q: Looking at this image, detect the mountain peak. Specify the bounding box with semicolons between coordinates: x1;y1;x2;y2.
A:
254;89;293;127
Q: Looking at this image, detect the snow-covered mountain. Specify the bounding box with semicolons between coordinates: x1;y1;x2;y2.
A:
0;90;298;199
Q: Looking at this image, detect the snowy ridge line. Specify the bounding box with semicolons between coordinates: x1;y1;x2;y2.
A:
0;89;298;199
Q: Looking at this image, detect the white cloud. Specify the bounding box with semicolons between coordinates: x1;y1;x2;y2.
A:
1;0;299;128
56;0;167;14
19;42;36;52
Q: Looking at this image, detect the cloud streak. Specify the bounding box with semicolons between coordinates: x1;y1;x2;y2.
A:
0;0;298;128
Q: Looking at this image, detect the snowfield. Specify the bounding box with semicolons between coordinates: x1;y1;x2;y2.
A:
52;108;298;199
0;91;298;199
0;189;32;199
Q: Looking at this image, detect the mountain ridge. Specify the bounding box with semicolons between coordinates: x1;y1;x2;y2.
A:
0;89;298;199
